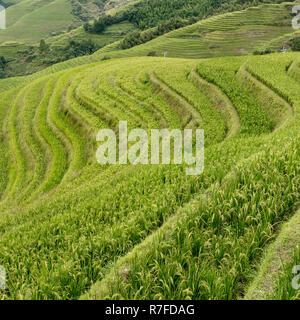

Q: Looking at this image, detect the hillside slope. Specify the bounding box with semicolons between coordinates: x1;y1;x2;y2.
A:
0;0;138;77
1;1;299;78
0;0;76;44
1;2;298;88
0;51;299;299
0;1;299;300
92;2;300;59
0;0;136;44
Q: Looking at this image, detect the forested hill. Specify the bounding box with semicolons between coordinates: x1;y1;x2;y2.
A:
0;0;295;78
0;0;136;77
0;0;299;302
88;0;289;31
125;0;289;29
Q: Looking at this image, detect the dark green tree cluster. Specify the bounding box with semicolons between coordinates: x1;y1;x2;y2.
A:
39;39;49;53
21;39;98;70
86;0;228;33
85;0;288;51
86;0;287;34
0;56;6;70
66;39;98;58
253;48;273;55
120;17;188;49
84;13;124;33
291;37;300;51
123;0;224;29
0;55;7;78
126;0;288;29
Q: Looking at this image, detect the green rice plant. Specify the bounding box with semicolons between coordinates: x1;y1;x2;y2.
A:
188;69;241;138
148;71;201;129
64;74;102;160
0;53;299;301
287;59;300;82
91;62;161;129
116;70;170;128
114;60;185;129
151;63;225;144
32;76;68;194
0;87;28;206
245;208;300;300
269;246;300;300
85;139;299;300
13;78;49;204
151;61;226;144
115;78;169;128
0;90;17;198
47;70;87;183
75;67;138;131
238;64;293;129
196;57;274;135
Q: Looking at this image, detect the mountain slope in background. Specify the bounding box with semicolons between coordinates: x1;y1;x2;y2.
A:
0;0;299;301
0;0;137;77
0;50;299;300
92;2;299;59
0;0;136;44
1;1;299;87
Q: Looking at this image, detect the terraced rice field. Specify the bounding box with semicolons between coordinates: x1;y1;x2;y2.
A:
0;49;299;299
90;2;299;59
1;2;299;92
0;0;75;44
0;0;136;44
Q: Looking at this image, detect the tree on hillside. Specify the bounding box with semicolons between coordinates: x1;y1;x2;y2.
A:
291;37;300;51
0;55;7;78
39;39;49;53
0;55;7;70
67;39;97;58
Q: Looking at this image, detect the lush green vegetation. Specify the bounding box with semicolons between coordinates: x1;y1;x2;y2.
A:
84;53;299;300
0;1;298;78
0;0;132;43
119;17;189;49
87;0;288;32
85;0;290;51
291;37;300;51
0;51;298;300
91;2;298;59
0;0;136;77
270;247;300;300
0;55;7;75
0;1;299;301
0;0;75;44
245;208;300;300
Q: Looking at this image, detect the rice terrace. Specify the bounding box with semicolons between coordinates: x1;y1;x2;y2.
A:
0;0;299;304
